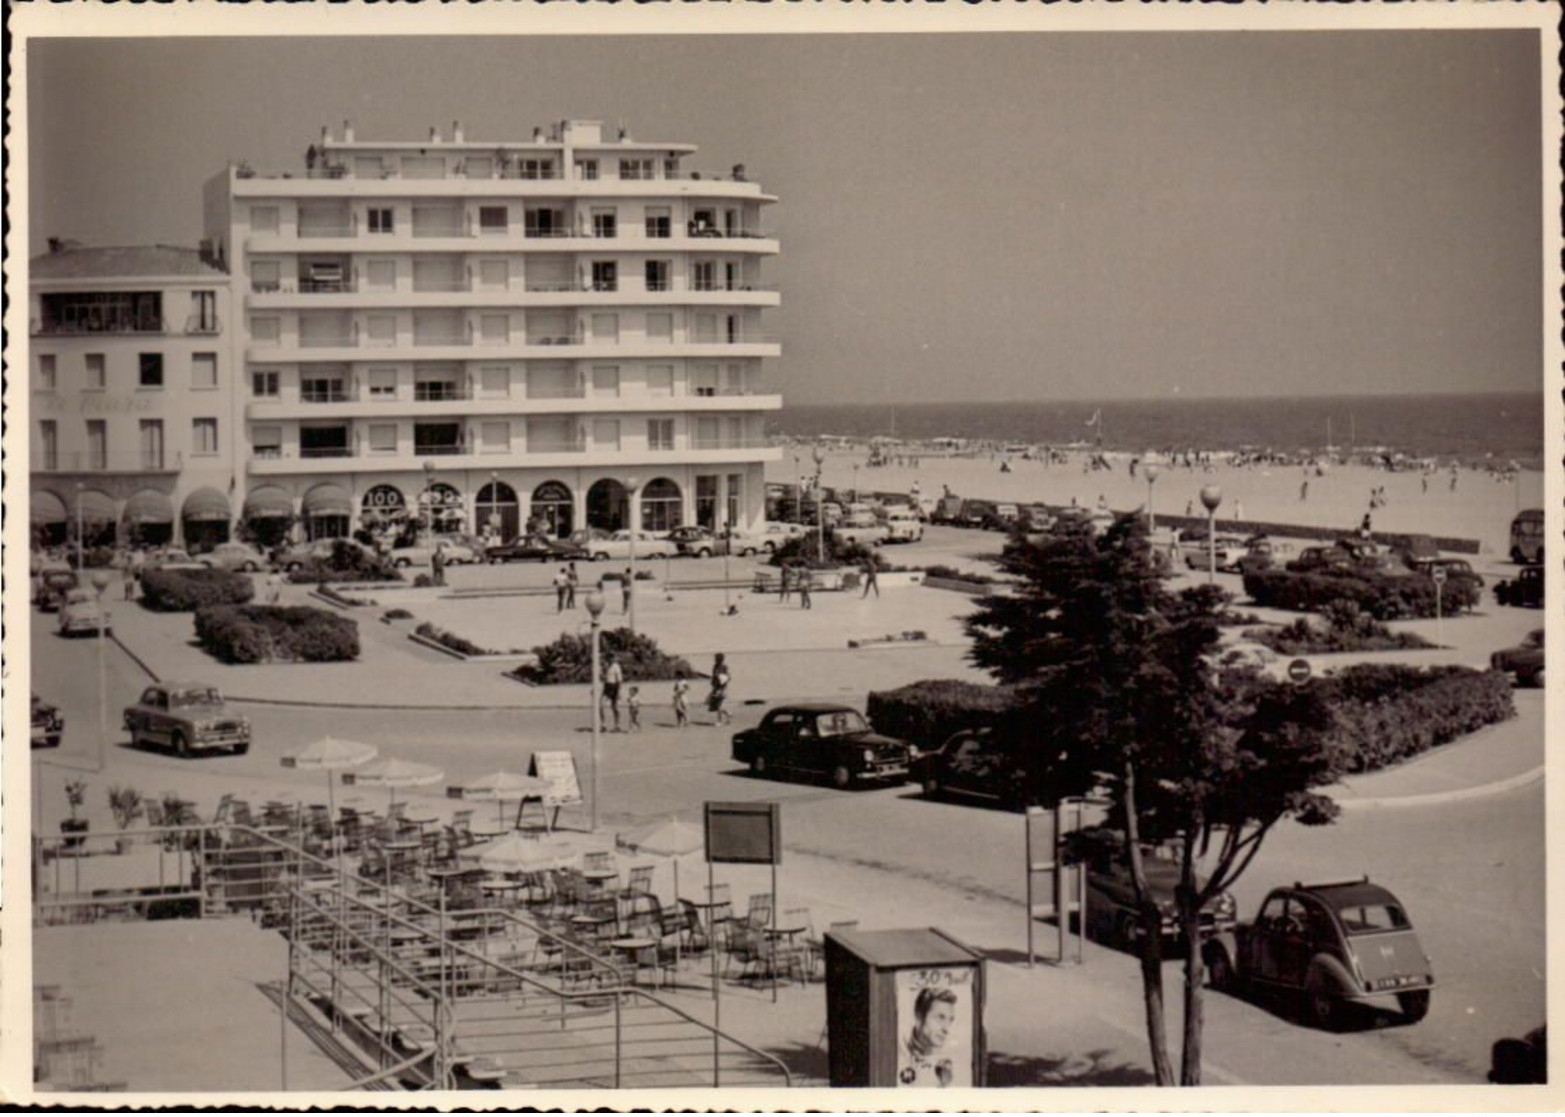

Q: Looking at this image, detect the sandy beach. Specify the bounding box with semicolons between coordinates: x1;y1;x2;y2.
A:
769;449;1543;556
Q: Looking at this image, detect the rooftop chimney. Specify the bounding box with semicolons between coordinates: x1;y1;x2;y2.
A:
532;126;544;143
429;126;441;143
452;120;463;143
343;119;354;143
321;124;331;144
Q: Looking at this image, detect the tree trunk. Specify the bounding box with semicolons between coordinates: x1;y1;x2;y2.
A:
1121;761;1174;1086
1178;833;1205;1086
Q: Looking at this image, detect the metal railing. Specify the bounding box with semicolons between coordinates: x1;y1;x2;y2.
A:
32;451;183;474
185;316;222;335
298;224;357;239
32;320;168;337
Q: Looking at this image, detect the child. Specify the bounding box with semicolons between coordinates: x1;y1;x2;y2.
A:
672;678;690;728
627;686;642;732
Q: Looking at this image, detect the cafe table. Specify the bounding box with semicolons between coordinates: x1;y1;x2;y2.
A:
608;936;659;987
762;924;809;983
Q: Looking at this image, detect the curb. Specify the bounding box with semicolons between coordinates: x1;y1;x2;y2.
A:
1336;764;1543;810
108;632;161;683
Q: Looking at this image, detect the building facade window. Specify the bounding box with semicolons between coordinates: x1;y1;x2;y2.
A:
253;425;283;458
640;478;682;532
645;208;672;238
38;354;56;391
479;259;509;290
646;314;673;342
367;207;395;234
40;292;162;334
576;159;599;181
645;260;670;292
479;367;510;397
251;260;282;292
517;159;554;181
647;418;674;451
250;206;280;233
191;290;218;333
619;158;655;180
481;421;511;453
139;353;164;388
693;261;717;292
87;420;108;470
192;418;219;456
647;364;674;396
86;354;106;390
479;206;509;233
250;316;281;343
252;369;279;397
301;374;347;404
140;420;165;469
480;315;510;344
367;424;398;453
192;352;218;389
592;419;621;451
368;368;398;398
365;260;396;290
366;315;397;345
591;209;617;239
591;366;620;397
727;473;743;527
695;474;719;530
40;421;58;470
591;261;618;292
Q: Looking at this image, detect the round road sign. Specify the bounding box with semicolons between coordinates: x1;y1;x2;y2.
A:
1287;658;1312;684
1431;564;1448;585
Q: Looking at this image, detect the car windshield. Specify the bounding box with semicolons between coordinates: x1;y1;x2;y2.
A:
171;688;223;708
814;711;868;737
1330;899;1409;935
64;589;94;605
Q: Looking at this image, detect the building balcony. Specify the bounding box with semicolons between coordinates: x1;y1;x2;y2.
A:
241;227;778;256
33;451;184;474
246;441;779;475
31;320;170;338
247;336;782;363
244;285;780;311
245;390;782;421
230;164;767;202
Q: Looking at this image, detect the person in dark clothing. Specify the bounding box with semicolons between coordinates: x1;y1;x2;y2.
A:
861;559;880;599
798;569;812;609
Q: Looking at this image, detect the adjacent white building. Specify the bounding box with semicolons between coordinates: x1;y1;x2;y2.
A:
28;242;238;550
202;118;782;546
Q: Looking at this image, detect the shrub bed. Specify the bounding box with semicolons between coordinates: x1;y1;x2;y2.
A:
413;621;525;657
865;679;1020;752
510;627;694;685
139;568;255;612
194;604;360;664
284;541;403;585
922;564;1001;586
1243;568;1480;620
1244;599;1437;654
1310;664;1515;772
768;535;881;571
382;608;414;621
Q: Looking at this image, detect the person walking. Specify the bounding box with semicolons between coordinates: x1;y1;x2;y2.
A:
553;567;570;613
431;544;446;587
602;653;624;732
621;568;633;614
672;677;690;728
627;686;642;733
1300;479;1309;502
121;553;136;601
566;562;579;609
861;558;880;599
798;568;812;609
778;562;792;604
708;653;732;726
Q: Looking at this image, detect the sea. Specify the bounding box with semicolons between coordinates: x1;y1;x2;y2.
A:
769;393;1545;469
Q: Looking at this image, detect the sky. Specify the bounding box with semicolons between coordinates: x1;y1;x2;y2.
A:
24;29;1544;406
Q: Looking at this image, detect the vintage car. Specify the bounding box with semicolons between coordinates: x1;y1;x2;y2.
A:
1406;556;1484;589
271;538;377;573
31;694;64;749
731;704;914;790
1185;536;1248;573
57;588;111;636
485;534;588;564
1203;877;1433;1029
33;563;79;611
1495;565;1544;609
760;522;807;550
124;681;252;757
389;538;481;568
197;542;270;572
1064;826;1238;950
910;727;1030;808
1491;629;1544;688
144;547;207;571
1490;1025;1547;1084
583;531;678;562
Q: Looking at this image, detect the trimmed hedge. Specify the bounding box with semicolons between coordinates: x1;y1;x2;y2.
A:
413;621;526;657
1244;599;1437;654
284;540;403;585
194;604;360;664
865;679;1020;752
1311;664;1515;773
922;564;1002;586
768;534;881;571
1243;568;1481;620
512;627;694;685
140;568;255;613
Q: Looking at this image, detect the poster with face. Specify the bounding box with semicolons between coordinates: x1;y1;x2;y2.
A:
894;966;973;1088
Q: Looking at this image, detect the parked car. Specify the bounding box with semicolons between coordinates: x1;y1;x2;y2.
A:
1064;826;1238;950
57;588;111;636
832;521;889;547
1509;508;1545;565
1286;545;1363;576
719;527;766;557
1204;877;1433;1029
958;499;996;528
389;538;481;568
731;704;914;790
144;547;206;571
1408;556;1484;591
31;694;63;749
568;528;613;551
1185;536;1248;572
882;507;925;543
1238;536;1296;574
1495;565;1544;609
485;535;587;564
1491;629;1544;688
583;531;679;562
33;563;78;611
271;538;377;573
910;727;1029;807
993;503;1021;528
123;681;251;757
197;542;270;573
666;526;723;557
1489;1025;1547;1084
1392;534;1440;568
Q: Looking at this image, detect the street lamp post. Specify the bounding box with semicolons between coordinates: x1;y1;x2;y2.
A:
75;481;85;571
1144;463;1160;534
585;591;606;832
1200;485;1223;586
624;476;640;634
422;460;437;541
812;444;826;564
90;569;113;770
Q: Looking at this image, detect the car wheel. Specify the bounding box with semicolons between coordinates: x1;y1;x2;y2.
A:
1397;989;1431;1023
1116;912;1143;950
1530;668;1545;689
593;552;610;562
394;558;410;568
922;773;942;799
831;765;853;790
1303;973;1340;1031
763;542;776;553
1204;942;1238;993
45;735;61;750
233;740;250;757
697;548;712;558
287;562;303;573
242;562;258;573
172;731;191;759
750;754;767;776
741;547;757;557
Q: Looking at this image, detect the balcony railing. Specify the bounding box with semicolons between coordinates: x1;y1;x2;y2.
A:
411;280;472;293
523;227;573;239
412;224;467;239
298;445;354;459
413;385;465;402
413;443;466;456
35;451;183;473
526;385;586;400
526;440;586;454
185;316;222;335
297;278;355;294
32;320;167;337
300;387;350;404
689;437;771;451
414;334;470;348
297;335;356;349
297;222;356;238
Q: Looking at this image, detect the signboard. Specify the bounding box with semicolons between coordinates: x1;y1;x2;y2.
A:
1287;658;1312;685
893;966;975;1088
704;801;781;865
1431;564;1448;586
527;750;582;806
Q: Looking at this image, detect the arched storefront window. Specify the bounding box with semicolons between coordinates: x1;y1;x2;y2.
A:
530;481;573;539
640;478;683;533
476;480;520;542
586;479;629;532
420;482;466;535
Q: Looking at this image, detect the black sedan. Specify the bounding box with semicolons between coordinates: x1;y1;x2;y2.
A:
484;535;588;564
1064;826;1238;950
731;704;913;790
910;727;1030;808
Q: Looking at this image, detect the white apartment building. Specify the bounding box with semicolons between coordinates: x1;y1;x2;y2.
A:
28;242;238;550
202;118;782;546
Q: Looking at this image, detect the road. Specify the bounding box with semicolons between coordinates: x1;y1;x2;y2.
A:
29;613;1543;1085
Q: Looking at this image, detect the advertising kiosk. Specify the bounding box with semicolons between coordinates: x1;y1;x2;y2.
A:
824;927;986;1088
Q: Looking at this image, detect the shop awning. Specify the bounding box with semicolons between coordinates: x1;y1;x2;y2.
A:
31;490;67;525
70;490;117;523
122;489;175;525
181;487;232;523
243;485;294;520
302;484;352;517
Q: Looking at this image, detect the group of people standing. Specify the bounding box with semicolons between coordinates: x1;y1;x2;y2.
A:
774;559;881;607
600;652;732;732
552;563;636;614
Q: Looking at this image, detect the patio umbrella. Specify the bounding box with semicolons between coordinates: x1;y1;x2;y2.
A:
347;757;445;812
448;771;555;831
280;736;379;863
465;831;582;875
618;816;707;969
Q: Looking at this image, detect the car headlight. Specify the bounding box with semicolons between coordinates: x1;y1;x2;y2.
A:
863;748;875;763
